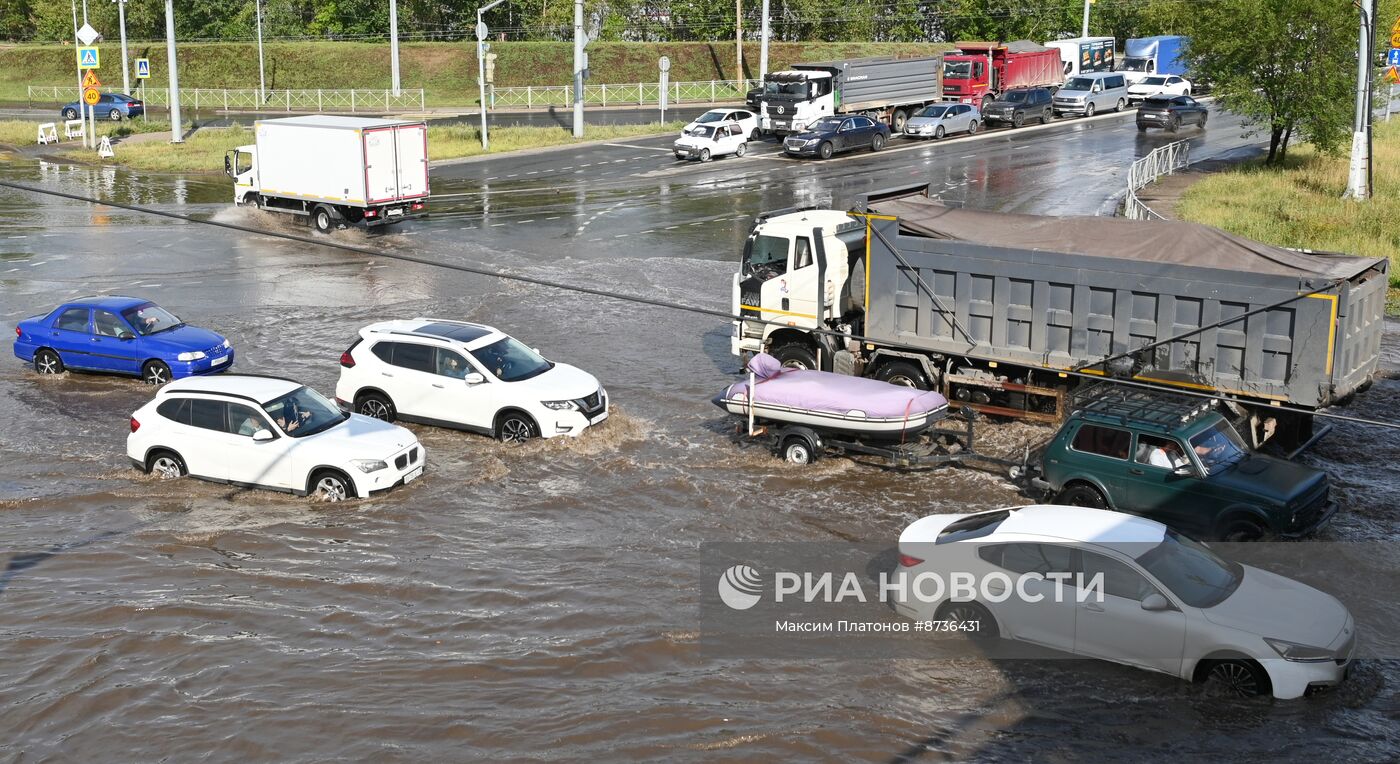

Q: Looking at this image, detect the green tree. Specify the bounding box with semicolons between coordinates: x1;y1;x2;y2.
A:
1184;0;1355;163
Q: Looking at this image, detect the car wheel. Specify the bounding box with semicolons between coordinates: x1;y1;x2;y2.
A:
1012;112;1024;128
967;120;978;135
870;133;886;152
1115;99;1125;113
1085;103;1096;117
1202;659;1271;698
310;470;352;502
109;108;123;121
1137;122;1149;132
313;205;335;233
771;343;819;371
936;601;1000;640
782;436;816;465
147;450;186;480
1199;112;1208;128
1167;115;1180;133
699;147;712;163
356;392;396;422
1218;517;1269;542
735;142;747;158
874;360;931;390
62;107;79;121
1055;484;1108;509
496;411;538;443
33;349;64;375
1041;108;1051;124
818;141;834;160
749;128;760;141
142;360;171;386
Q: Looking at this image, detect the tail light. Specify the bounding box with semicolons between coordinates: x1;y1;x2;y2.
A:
364;209;378;218
14;327;20;339
339;351;355;368
898;554;924;567
129;417;140;433
410;202;426;211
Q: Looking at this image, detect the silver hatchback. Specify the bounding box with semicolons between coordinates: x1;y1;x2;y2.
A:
903;103;981;139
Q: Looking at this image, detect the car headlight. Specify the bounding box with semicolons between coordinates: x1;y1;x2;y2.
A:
1263;637;1334;663
176;351;206;361
221;339;231;350
805;138;819;146
351;459;388;473
542;400;579;411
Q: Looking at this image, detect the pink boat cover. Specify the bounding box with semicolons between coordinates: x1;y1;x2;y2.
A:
724;353;949;418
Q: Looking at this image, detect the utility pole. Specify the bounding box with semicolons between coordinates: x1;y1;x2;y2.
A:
82;0;95;149
1344;0;1374;199
390;0;401;97
476;0;505;150
70;0;85;148
736;0;743;84
759;0;769;83
114;0;129;95
1081;0;1091;37
164;0;182;143
255;0;265;104
573;0;584;138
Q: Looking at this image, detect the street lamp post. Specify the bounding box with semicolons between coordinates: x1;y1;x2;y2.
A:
70;0;86;148
390;0;401;97
476;0;506;151
1344;0;1374;199
1081;0;1091;37
164;0;182;143
256;0;266;104
114;0;129;96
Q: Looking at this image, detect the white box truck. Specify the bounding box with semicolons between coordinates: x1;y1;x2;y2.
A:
224;115;429;232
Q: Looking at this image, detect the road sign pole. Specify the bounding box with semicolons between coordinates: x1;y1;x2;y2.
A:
70;0;85;148
574;0;584;138
164;0;182;143
256;0;265;103
390;0;401;97
659;56;670;124
475;0;505;151
116;0;129;95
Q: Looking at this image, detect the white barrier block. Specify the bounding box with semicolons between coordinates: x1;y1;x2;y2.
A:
36;122;58;145
97;136;114;159
64;119;85;139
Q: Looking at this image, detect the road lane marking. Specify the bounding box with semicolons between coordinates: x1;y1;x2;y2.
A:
603;143;672;152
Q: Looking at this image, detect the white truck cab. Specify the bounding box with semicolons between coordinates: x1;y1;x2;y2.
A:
756;71;836;135
226;145;257;205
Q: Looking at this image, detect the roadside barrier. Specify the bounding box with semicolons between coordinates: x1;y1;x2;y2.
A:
488;79;757;109
63;119;84;140
1124;139;1191;220
36;122;58;144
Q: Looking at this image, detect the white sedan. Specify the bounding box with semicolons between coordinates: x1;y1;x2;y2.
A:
683;108;760;140
128;375;424;501
674;121;749;161
893;505;1355;699
1127;75;1192;103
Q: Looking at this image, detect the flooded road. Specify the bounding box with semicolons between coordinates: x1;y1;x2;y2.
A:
1;110;1397;761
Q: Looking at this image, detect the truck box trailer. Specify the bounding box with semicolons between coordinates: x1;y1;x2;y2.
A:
730;187;1388;446
753;56;943;135
1043;36;1117;77
225;115;430;232
942;41;1064;107
1122;36;1188;83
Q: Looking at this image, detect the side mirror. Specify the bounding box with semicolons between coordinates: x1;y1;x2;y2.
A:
252;429;274;442
1140;593;1173;612
118;332;135;341
224;154;233;177
465;372;485;385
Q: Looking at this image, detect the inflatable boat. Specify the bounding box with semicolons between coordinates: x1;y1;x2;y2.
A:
713;353;950;439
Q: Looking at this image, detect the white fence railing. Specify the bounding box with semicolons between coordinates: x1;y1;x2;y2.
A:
1124;139;1192;220
28;86;426;113
488;79;756;109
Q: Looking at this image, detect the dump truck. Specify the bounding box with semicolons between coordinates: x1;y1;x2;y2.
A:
729;186;1388;448
1121;35;1188;84
751;56;943;135
224;115;430;232
941;41;1064;108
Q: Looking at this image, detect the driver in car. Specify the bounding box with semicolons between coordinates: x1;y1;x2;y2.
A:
276;400;311;432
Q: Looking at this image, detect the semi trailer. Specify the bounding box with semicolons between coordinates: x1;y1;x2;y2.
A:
1121;36;1188;84
225;115;430;232
730;187;1388;447
750;56;944;135
941;41;1064;108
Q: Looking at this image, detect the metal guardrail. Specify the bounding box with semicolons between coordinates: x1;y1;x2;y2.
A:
28;85;427;112
1124;139;1192;221
488;79;756;109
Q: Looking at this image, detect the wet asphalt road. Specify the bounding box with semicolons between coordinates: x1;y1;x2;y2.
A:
1;102;1398;761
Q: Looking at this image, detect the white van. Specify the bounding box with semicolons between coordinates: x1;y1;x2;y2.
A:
1052;72;1130;117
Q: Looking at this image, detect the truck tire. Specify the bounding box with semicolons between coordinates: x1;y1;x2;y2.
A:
818;141;834;160
771;343;818;371
313;206;335;233
874;360;931;390
892;109;909;133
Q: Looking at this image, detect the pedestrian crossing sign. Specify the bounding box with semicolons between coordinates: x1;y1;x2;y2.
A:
77;46;100;69
135;58;150;79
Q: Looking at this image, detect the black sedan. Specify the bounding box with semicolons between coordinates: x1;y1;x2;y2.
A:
1137;95;1208;132
784;115;889;159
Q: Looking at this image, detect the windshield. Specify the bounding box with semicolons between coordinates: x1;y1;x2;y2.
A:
1001;91;1029;103
915;105;949;118
696;111;725;123
1142;76;1167;86
743;234;790;280
1122;57;1151;72
810;116;842;131
1190;420;1249;475
1064;77;1095;91
1135;530;1243;608
943;61;972;79
263;386;347;438
689;125;716;139
471;337;553;382
122;303;183;335
763;80;808;97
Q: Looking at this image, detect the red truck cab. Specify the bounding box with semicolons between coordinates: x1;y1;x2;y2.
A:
942;42;1064;108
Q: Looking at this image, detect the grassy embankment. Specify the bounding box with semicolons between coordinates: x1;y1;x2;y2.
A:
45;121;687;173
0;41;949;106
0;117;182;145
1177;120;1400;312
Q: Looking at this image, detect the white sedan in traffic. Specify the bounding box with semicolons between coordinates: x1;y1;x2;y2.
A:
893;505;1355;699
683;108;760;140
1127;75;1192;103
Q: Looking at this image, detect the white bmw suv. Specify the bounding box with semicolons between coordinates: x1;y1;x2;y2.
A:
127;374;424;501
334;319;608;442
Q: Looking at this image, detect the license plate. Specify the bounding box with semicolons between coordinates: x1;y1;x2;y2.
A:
387;208;404;217
211;355;229;366
402;466;422;484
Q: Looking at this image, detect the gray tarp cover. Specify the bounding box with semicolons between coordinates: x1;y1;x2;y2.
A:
870;197;1379;280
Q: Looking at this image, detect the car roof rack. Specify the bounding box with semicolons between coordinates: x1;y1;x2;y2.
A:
1068;382;1215;433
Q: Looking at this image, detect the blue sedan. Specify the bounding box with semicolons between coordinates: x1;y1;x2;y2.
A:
13;296;233;385
61;93;144;122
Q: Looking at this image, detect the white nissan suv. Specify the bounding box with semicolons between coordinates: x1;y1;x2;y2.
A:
334;319;609;442
127;374;424;501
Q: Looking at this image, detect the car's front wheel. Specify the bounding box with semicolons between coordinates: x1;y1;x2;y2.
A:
33;349;64;375
356;392;396;422
147;450;186;480
1085;103;1097;117
818;141;834;159
934;125;945;139
699;147;712;162
1012;112;1024;128
310;470;353;502
142;360;171;386
1201;659;1272;698
496;411;538;443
